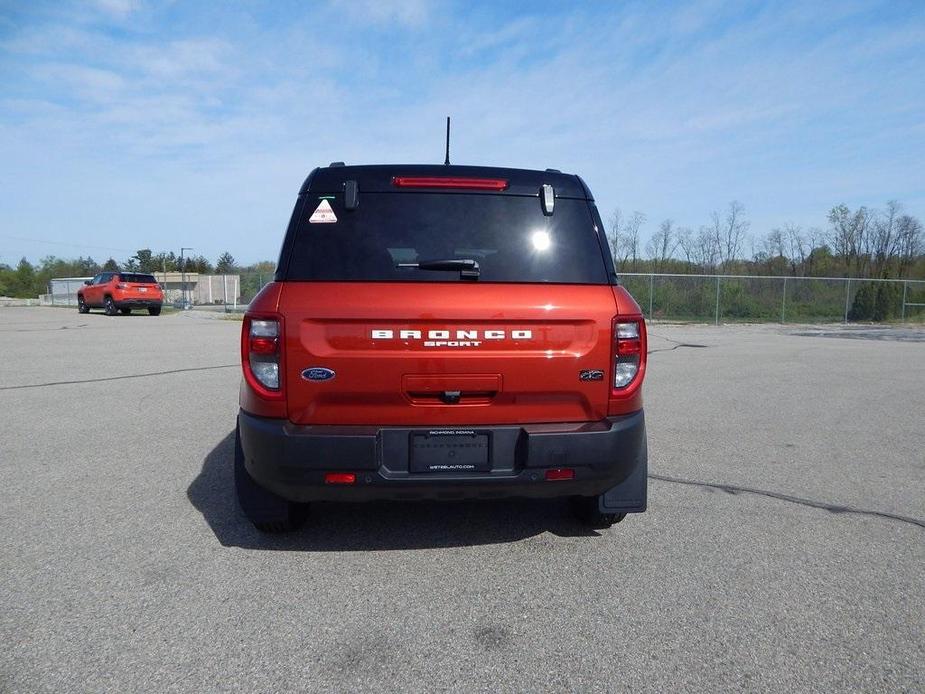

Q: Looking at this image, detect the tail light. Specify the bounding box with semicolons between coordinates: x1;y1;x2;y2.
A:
117;283;127;289
545;468;575;481
242;315;284;399
391;176;509;190
612;318;645;391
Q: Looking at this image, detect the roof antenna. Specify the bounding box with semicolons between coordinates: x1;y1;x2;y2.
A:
444;116;451;166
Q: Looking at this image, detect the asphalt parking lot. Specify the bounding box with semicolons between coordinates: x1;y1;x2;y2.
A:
1;307;923;692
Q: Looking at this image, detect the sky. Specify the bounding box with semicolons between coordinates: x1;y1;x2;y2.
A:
0;0;923;267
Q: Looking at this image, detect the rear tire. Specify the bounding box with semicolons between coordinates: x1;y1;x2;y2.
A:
77;296;89;314
234;424;308;533
570;496;626;529
120;308;131;315
148;306;161;316
104;296;118;316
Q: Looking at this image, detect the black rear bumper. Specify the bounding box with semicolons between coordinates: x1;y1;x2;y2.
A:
237;410;647;511
115;299;162;309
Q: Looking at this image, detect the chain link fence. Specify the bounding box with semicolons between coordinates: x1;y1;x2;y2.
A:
619;273;925;323
158;272;274;311
39;270;925;323
227;271;925;323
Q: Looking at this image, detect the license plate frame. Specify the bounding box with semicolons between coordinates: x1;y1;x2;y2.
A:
410;430;491;473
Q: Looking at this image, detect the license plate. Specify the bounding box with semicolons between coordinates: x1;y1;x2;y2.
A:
138;287;147;293
410;430;490;473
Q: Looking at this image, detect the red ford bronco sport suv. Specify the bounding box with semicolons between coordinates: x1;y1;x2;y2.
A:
236;164;647;532
77;272;163;316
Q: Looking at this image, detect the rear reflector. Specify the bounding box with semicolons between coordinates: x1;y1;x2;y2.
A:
324;472;357;485
545;468;575;481
391;176;508;191
249;336;277;355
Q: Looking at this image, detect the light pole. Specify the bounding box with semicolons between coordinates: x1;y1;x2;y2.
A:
180;247;193;308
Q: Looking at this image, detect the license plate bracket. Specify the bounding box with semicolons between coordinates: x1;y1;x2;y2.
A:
410;430;491;473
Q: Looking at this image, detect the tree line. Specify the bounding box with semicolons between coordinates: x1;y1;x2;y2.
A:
3;201;923;300
609;200;924;280
0;249;275;299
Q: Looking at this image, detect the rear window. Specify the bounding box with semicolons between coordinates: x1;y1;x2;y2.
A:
284;193;609;283
119;274;157;284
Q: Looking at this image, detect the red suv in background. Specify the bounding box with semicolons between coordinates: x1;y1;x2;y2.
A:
237;164;648;532
77;272;164;316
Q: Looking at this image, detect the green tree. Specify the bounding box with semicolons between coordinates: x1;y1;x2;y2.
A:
849;283;876;321
153;252;178;272
216;252;237;273
251;260;276;274
185;254;213;274
133;249;156;272
102;258;120;271
0;263;11;296
12;258;37;297
76;256;100;275
873;282;901;321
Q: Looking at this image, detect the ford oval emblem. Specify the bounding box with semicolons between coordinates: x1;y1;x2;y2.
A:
302;367;335;382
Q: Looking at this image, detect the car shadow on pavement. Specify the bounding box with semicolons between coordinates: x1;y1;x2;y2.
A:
187;432;600;551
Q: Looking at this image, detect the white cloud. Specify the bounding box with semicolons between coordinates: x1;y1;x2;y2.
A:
91;0;142;20
30;63;126;103
327;0;432;28
127;38;232;81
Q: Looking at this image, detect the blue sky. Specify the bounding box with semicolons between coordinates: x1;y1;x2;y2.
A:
1;0;923;266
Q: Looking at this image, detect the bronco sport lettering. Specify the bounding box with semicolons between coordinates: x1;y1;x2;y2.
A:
371;328;533;348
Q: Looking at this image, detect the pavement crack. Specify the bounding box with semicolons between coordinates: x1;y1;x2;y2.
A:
646;333;711;355
649;473;925;529
0;324;89;333
647;343;710;355
0;364;238;391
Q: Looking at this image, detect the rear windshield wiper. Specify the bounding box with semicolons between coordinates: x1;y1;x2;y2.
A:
397;258;480;280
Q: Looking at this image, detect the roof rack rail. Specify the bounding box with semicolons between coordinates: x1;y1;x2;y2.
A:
545;168;561;173
329;161;345;167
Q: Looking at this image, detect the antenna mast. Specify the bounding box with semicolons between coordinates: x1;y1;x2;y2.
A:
444;116;451;166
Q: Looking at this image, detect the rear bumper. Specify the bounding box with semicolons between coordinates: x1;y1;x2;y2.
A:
115;298;162;309
237;409;647;509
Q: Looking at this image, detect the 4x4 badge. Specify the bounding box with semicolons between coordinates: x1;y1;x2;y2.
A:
579;369;604;381
302;367;336;382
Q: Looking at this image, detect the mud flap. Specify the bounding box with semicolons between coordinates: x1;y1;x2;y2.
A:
235;421;307;528
599;440;647;514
